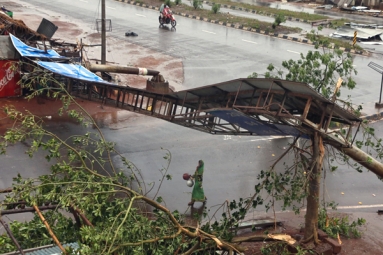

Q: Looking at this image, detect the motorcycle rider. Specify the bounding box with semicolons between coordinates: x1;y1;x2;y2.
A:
160;3;165;16
162;5;170;18
160;4;170;22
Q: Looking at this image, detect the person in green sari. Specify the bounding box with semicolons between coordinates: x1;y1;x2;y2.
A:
188;160;207;206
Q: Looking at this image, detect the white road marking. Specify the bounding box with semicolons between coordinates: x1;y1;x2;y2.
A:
107;6;116;9
202;30;216;34
266;204;383;215
337;204;383;210
250;136;291;141
136;14;146;17
80;0;88;2
242;39;257;44
287;50;300;54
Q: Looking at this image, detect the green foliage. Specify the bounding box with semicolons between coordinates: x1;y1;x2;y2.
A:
211;3;221;14
318;208;366;238
193;0;203;9
249;29;357;99
0;211;77;253
329;18;349;29
175;0;181;5
0;62;249;254
272;14;286;29
261;242;308;255
164;0;172;7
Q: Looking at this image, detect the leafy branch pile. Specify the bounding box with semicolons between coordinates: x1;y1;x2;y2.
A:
0;66;261;254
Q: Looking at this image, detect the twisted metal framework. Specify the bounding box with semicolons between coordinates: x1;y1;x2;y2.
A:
66;77;361;146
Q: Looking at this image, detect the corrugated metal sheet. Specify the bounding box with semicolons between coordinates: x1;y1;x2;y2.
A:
0;242;80;255
207;109;303;136
25;243;79;255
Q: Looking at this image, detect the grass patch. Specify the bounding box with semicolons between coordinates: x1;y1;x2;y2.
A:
307;34;364;51
329;18;350;29
174;4;301;33
207;0;330;21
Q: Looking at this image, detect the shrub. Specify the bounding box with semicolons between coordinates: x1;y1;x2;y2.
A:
164;0;172;7
175;0;181;5
192;0;203;9
273;13;286;28
211;3;220;13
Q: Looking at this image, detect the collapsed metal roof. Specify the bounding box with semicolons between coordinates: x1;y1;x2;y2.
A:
333;27;383;40
167;78;359;122
66;77;361;142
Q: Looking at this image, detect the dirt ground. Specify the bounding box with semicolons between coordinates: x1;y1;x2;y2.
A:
2;0;383;254
6;0;185;91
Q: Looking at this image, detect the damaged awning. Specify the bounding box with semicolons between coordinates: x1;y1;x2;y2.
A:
35;61;113;85
10;33;67;59
332;27;383;40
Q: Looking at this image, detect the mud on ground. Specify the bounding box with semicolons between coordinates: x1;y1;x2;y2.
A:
7;0;184;91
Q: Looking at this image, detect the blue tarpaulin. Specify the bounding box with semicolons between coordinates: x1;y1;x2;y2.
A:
36;61;112;84
10;33;67;59
208;109;302;137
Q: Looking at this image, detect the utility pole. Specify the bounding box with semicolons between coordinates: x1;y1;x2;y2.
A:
101;0;106;64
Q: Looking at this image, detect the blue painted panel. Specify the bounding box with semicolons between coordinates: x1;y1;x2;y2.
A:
208;109;302;137
36;61;112;84
10;34;66;59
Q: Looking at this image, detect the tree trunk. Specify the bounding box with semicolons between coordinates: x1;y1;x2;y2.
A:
331;143;383;179
304;132;325;241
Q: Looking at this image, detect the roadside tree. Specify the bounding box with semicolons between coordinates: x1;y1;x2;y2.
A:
248;28;383;246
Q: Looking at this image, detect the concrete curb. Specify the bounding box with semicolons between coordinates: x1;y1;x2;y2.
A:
360;112;383;121
115;0;369;56
203;1;310;24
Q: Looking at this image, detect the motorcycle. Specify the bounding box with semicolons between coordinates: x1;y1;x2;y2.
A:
159;7;176;28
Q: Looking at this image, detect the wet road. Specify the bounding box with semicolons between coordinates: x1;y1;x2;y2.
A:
12;0;383;114
1;0;383;215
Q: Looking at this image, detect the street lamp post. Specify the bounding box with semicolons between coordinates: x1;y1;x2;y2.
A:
368;61;383;108
101;0;106;64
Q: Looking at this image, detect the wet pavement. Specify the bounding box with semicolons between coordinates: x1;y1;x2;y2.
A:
1;0;383;253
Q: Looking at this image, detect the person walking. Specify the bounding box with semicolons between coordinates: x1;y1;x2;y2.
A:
188;160;207;206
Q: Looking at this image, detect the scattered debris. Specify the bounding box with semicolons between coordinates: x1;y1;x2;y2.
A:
237;219;283;230
316;5;334;9
36;18;58;39
0;5;12;18
330;24;383;43
268;234;296;245
125;31;138;36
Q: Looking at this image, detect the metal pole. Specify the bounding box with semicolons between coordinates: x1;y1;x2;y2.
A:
101;0;106;64
379;74;383;104
0;218;26;255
